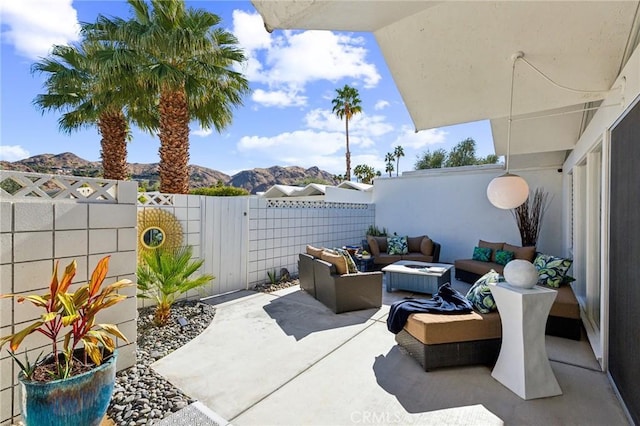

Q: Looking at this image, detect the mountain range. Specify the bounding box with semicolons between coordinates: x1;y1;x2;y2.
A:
0;153;337;194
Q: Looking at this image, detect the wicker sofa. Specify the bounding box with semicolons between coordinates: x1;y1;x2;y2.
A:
366;235;441;267
454;240;582;340
298;252;383;314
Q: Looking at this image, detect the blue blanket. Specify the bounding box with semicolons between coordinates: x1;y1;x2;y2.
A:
386;283;473;334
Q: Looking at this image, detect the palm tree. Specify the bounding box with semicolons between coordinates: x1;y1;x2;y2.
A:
32;42;154;180
384;152;395;177
86;0;250;194
393;145;404;176
331;84;362;181
137;245;214;325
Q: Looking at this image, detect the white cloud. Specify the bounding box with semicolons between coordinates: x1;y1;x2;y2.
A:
1;0;80;59
392;126;448;149
304;109;393;141
232;11;380;108
0;145;30;161
252;89;307;108
192;127;213;137
374;100;390;110
237;130;347;173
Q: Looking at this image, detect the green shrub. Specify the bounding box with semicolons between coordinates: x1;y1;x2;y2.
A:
190;186;249;196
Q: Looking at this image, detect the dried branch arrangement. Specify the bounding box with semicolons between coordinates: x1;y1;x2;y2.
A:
511;188;551;247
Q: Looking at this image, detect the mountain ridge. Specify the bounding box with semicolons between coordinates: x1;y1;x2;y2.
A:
0;152;337;194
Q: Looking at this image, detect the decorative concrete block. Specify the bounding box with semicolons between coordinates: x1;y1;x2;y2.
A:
187;220;200;234
89;229;117;254
89;204;137;229
55;229;88;258
14;202;53;232
13;260;52;294
1;388;12;424
0;234;11;265
54;203;88;230
0;297;11;330
187;207;200;220
116;180;138;205
116;319;137;345
173;207;188;221
13;294;44;325
0;357;13;391
13;231;52;263
0;264;11;295
0;202;11;233
89;251;135;278
173;194;188;207
188;233;200;246
115;343;137;372
118;228;137;252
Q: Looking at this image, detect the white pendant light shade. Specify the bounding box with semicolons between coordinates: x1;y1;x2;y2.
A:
487;173;529;209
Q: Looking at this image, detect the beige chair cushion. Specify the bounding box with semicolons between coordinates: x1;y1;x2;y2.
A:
478;240;504;263
306;244;324;258
404;311;502;345
548;285;581;319
321;251;348;275
454;259;504;275
504;243;536;262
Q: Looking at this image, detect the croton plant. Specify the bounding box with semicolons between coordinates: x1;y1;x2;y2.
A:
0;256;132;380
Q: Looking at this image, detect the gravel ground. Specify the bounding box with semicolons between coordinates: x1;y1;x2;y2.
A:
107;300;216;426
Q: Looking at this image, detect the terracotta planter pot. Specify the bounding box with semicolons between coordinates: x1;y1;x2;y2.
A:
19;350;117;426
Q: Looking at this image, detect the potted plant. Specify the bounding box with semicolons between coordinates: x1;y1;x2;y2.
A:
511;187;551;247
0;256;132;426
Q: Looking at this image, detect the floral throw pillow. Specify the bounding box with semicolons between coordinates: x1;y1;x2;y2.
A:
534;253;573;288
466;270;504;314
472;246;492;262
387;236;409;255
495;249;515;266
333;247;359;274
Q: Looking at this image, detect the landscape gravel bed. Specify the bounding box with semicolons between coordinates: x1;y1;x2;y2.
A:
107;300;216;426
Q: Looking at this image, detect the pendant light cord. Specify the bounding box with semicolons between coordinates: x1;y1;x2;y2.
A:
518;55;610;95
506;53;519;173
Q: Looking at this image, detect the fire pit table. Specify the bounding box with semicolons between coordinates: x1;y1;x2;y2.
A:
382;261;453;294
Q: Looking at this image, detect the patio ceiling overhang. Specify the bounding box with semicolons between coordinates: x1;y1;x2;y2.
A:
252;1;640;165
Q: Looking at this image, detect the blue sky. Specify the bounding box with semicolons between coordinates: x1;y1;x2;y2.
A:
0;0;495;177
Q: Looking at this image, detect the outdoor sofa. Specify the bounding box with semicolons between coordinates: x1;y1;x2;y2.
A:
298;249;382;314
454;240;582;340
366;235;441;267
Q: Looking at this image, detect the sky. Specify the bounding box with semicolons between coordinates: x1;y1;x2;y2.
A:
0;0;496;177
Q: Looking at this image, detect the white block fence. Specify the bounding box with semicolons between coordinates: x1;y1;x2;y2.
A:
0;171;139;426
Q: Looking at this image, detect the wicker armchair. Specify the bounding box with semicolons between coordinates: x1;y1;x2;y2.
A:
313;259;383;314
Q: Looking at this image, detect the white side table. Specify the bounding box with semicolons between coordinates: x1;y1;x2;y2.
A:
490;283;562;400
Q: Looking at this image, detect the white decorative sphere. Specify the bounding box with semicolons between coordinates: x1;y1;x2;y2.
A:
487;173;529;209
503;259;538;289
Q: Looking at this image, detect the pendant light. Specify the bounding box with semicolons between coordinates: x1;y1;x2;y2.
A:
487;52;529;209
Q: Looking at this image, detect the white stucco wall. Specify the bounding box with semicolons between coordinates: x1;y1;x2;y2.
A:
325;187;373;203
372;166;563;263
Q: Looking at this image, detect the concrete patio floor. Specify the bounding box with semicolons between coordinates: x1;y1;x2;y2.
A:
152;280;630;425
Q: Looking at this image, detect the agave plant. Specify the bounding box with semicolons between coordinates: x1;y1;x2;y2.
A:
137;245;214;326
0;256;132;380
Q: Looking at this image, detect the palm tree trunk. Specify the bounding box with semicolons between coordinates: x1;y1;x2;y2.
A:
98;110;128;181
158;87;190;194
345;118;351;181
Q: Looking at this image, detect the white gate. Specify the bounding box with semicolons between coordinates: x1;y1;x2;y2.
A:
201;196;250;294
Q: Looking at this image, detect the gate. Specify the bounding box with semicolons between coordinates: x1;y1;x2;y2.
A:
201;196;250;294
